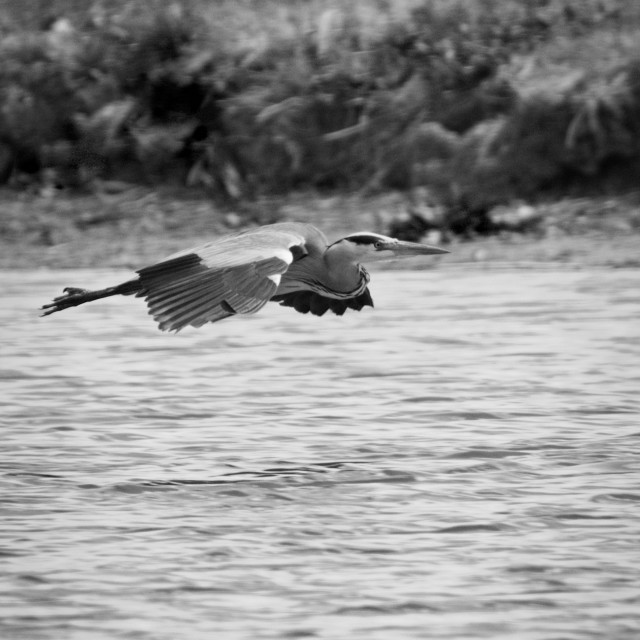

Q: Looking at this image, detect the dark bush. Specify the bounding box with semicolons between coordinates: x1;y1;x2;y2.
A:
0;0;638;223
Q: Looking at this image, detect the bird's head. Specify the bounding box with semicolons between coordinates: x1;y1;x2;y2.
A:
334;232;449;262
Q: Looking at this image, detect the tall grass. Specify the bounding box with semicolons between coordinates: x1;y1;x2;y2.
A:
1;0;639;220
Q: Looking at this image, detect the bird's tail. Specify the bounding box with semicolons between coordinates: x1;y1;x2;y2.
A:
41;280;141;317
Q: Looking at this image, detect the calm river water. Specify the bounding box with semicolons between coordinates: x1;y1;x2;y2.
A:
1;267;639;640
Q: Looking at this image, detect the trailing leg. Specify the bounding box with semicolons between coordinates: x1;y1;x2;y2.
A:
41;280;141;316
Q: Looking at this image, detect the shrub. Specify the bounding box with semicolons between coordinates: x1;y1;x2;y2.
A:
440;57;640;212
0;0;638;220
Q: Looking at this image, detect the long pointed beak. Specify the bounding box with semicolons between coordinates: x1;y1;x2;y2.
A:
390;240;449;256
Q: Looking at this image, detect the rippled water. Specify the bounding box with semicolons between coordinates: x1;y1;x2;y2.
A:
1;267;640;640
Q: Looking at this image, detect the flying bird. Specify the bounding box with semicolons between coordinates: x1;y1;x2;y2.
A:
41;222;448;332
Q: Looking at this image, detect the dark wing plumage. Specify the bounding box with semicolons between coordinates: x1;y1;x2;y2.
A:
135;224;310;332
271;288;374;317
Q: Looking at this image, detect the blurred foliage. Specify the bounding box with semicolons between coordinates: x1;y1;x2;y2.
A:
0;0;639;233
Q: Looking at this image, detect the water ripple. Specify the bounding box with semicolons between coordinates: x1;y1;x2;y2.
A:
1;268;639;640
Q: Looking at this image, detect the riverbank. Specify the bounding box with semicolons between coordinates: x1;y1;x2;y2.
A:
1;188;639;270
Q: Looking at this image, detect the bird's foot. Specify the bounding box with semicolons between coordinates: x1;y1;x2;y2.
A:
61;287;89;297
49;287;89;303
41;287;90;316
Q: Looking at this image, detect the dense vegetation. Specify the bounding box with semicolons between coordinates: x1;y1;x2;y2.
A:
1;0;639;234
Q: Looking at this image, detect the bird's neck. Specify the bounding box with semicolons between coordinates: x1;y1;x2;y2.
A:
323;243;363;293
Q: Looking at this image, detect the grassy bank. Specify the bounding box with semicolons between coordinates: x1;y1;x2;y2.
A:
1;187;638;269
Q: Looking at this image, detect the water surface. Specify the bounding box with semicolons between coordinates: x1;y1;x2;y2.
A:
1;267;639;639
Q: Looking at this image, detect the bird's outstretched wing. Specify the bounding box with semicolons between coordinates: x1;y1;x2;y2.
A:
136;224;310;332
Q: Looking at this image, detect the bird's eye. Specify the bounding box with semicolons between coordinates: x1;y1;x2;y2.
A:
374;241;383;249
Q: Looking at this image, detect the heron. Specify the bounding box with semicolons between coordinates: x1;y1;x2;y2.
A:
41;222;448;332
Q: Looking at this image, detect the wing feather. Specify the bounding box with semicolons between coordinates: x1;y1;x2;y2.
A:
152;283;217;326
148;279;226;313
145;264;280;331
161;294;228;332
135;224;311;331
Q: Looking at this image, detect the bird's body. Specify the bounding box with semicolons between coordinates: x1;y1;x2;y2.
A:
42;222;448;332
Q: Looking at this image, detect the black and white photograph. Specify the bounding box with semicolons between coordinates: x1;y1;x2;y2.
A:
1;1;639;639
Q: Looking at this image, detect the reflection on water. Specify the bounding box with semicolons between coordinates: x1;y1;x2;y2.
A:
1;267;639;640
